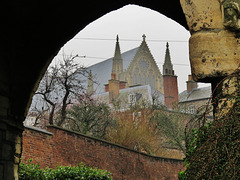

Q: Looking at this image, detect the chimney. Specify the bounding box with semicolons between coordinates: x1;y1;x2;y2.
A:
186;75;198;92
109;73;120;103
111;73;116;80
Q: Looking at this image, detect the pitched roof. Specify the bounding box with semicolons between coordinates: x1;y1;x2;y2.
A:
126;35;157;73
179;86;211;103
88;47;139;93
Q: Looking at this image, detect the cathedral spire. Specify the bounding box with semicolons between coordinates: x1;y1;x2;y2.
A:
163;42;174;76
112;35;123;80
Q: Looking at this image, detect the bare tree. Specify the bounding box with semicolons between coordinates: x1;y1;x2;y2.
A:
35;66;59;125
31;53;90;126
55;54;89;126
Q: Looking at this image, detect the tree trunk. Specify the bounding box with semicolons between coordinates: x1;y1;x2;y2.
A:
57;87;70;126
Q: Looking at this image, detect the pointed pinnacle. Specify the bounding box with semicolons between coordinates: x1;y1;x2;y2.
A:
116;35;119;42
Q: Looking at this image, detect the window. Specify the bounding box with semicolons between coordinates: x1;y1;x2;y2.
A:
128;93;136;104
188;105;195;114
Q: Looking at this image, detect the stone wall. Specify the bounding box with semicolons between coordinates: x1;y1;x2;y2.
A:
0;119;23;180
22;125;184;179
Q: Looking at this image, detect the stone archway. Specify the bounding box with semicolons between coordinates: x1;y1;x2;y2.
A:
0;1;187;179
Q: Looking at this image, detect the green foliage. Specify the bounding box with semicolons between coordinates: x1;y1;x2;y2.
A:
19;160;112;180
19;159;43;180
178;170;187;180
180;71;240;179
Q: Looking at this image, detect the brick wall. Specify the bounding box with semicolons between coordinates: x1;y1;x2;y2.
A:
21;127;54;168
22;126;184;179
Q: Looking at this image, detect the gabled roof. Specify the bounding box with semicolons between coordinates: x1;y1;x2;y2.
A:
88;47;139;93
126;35;159;74
179;86;211;103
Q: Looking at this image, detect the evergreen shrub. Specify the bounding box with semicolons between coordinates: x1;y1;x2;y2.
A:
19;160;112;180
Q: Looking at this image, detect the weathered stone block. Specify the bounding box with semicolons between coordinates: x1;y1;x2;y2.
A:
15;141;21;155
14;164;18;180
14;155;20;164
180;0;223;33
189;30;240;82
180;0;240;82
222;77;239;95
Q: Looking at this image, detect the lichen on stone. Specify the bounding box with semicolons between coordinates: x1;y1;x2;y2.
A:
222;0;240;37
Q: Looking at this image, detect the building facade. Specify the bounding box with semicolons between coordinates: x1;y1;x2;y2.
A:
179;75;212;115
88;35;178;109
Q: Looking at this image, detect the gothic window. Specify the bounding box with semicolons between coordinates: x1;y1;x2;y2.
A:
165;69;168;74
139;58;149;72
134;67;139;74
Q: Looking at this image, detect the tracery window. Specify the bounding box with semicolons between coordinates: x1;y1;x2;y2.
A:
139;58;149;71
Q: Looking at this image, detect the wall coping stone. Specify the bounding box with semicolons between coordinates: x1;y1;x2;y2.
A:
24;125;53;135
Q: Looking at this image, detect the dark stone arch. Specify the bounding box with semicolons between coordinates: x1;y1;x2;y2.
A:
0;1;187;179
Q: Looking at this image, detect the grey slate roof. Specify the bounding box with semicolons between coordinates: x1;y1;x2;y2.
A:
179;86;212;103
88;47;139;93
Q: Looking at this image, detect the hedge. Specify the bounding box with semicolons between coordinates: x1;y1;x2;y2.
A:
19;160;112;180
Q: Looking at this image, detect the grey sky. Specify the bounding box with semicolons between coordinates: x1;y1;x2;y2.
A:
53;5;210;93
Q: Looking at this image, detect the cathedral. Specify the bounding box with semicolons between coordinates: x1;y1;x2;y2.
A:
88;35;178;109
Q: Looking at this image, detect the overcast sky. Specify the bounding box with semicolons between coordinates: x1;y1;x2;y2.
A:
53;5;210;93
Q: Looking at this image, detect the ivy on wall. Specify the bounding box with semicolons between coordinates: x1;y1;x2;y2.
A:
180;69;240;179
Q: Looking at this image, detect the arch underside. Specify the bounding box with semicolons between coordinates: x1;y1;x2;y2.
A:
0;1;187;179
1;1;187;119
